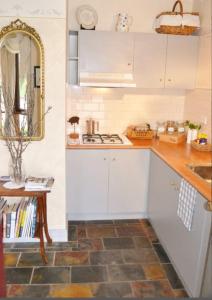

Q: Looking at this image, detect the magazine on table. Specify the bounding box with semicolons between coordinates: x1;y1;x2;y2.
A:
25;177;54;191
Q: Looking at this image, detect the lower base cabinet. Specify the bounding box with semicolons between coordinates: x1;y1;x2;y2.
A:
66;149;150;220
148;152;211;297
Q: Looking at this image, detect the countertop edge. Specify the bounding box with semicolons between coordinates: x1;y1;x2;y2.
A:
66;141;212;202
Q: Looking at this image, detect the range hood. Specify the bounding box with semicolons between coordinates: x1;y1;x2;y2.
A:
79;72;136;88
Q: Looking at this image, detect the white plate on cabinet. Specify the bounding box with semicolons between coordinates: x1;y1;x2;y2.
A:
76;5;98;29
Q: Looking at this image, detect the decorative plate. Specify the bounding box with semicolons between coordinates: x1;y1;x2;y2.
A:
76;5;98;29
3;181;25;189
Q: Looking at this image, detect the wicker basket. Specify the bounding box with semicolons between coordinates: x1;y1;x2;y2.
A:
127;128;154;140
155;0;199;35
191;140;212;152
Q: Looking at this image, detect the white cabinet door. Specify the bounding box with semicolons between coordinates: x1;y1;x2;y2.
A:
79;31;134;74
108;150;150;214
134;33;167;88
165;35;199;89
66;150;109;217
148;152;211;297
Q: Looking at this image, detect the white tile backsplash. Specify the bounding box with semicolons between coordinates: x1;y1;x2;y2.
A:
66;86;185;134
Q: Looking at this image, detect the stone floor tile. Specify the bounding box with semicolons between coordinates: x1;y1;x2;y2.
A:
55;251;89;266
139;219;152;227
77;226;87;239
85;220;114;225
114;219;140;224
141;226;159;243
90;250;124;265
18;252;54;267
68;221;86;226
103;237;134;249
173;289;189;297
12;242;40;249
116;224;145;236
49;284;93;298
134;236;152;248
87;226;116;238
46;241;78;251
153;244;171;263
32;267;70;284
73;239;103;251
4;248;39;253
91;282;133;297
71;266;108;283
7;284;50;298
143;263;166;280
122;248;159;264
4;253;20;267
5;268;32;284
163;264;184;289
108;264;145;281
68;226;77;241
132;280;175;298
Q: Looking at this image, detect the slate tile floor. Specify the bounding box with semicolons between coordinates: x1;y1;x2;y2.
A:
4;219;189;298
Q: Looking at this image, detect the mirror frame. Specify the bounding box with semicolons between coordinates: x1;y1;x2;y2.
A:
0;19;45;141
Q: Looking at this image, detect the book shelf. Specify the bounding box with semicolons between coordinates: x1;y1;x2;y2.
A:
0;181;52;264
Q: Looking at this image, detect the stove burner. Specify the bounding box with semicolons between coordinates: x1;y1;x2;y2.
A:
82;134;124;145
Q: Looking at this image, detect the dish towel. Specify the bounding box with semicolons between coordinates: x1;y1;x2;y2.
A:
177;178;197;231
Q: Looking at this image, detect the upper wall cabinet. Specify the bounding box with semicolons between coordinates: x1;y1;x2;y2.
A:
68;30;199;89
79;31;134;74
165;35;199;89
134;33;167;88
134;34;199;89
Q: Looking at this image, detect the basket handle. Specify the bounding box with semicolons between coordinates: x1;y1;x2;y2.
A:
172;0;183;15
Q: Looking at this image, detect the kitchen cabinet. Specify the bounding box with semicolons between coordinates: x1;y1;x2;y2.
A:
148;152;211;297
79;31;134;74
66;150;108;216
165;35;199;89
68;31;199;89
134;34;199;89
66;149;150;220
108;150;149;214
134;33;167;88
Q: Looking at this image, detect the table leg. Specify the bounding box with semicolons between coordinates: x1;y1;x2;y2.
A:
37;196;48;264
42;194;52;245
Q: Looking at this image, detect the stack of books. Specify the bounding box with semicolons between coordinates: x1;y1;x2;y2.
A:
2;198;37;238
25;177;54;191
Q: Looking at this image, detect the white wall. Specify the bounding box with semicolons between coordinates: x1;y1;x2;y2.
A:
68;0;193;32
0;1;67;240
184;0;211;142
67;87;185;134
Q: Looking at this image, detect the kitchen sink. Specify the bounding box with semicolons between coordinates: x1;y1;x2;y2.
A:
187;164;212;184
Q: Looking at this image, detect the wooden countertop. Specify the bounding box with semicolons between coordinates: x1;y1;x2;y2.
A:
67;139;212;202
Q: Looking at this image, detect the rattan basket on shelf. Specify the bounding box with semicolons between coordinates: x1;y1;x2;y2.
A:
155;0;199;35
191;140;212;152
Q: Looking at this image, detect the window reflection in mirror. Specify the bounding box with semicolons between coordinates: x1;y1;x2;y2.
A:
0;19;44;140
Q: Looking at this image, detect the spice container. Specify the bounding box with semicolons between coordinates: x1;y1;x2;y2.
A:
156;122;166;135
177;122;185;134
167;121;176;134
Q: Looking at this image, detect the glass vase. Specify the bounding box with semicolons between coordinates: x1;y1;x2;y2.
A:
9;157;25;186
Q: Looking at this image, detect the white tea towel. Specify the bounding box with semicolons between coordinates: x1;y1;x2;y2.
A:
177;178;197;231
155;15;182;28
182;14;200;28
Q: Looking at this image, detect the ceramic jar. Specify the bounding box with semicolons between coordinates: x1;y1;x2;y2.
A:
116;13;133;32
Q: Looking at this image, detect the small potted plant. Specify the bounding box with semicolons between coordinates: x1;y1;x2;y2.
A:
185;121;201;144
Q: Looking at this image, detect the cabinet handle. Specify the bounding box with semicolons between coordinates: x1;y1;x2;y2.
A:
160;78;163;82
112;158;116;161
128;63;131;66
168;79;172;82
103;158;107;161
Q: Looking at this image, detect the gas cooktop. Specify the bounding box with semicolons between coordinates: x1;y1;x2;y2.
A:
82;134;131;145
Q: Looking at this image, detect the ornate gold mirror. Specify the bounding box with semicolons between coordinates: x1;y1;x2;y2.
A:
0;19;44;140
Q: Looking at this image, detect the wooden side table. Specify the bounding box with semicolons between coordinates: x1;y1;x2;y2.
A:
0;181;52;264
